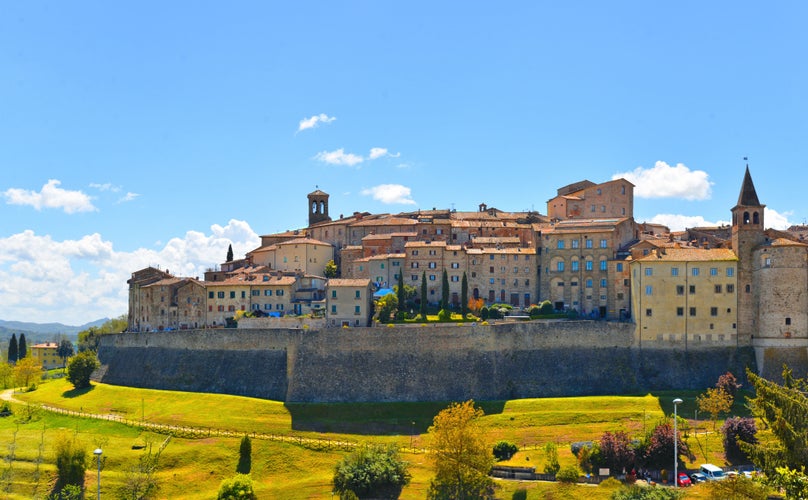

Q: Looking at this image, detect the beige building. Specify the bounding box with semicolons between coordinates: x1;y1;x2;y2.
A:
547;178;634;221
30;342;62;370
631;247;738;345
247;237;334;276
466;246;537;308
326;278;373;327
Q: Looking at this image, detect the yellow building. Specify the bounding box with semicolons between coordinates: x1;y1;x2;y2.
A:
326;278;373;327
631;246;738;345
30;342;62;370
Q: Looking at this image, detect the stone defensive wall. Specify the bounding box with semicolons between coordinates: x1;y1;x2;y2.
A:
96;321;757;402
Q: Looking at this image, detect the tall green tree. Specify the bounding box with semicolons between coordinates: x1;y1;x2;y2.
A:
18;333;27;359
7;333;18;364
420;271;428;319
461;272;469;317
427;400;496;499
236;435;251;474
226;244;234;262
67;351;100;389
57;338;74;368
333;444;411;499
396;270;405;313
440;269;449;311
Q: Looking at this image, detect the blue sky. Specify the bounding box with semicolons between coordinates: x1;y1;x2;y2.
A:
2;2;807;325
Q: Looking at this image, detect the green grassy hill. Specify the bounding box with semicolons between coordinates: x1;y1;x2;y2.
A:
1;378;750;499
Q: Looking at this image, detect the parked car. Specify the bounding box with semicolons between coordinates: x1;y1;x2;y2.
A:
677;472;692;487
700;463;727;481
690;472;707;483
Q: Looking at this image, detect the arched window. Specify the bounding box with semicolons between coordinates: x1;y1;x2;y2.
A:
743;211;750;224
753;212;760;224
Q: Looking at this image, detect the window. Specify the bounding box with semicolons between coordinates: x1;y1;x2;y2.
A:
331;290;337;298
451;262;459;269
525;279;530;286
689;285;696;294
471;272;476;278
585;260;593;271
727;284;735;293
217;291;225;299
428;249;436;256
692;267;700;276
600;239;608;248
490;278;495;284
380;263;385;269
746;284;751;293
571;239;579;249
715;284;722;293
786;317;792;326
586;239;593;249
392;261;400;267
252;290;260;297
265;290;272;296
711;307;718;316
428;262;436;269
645;285;652;295
557;261;565;271
331;305;337;314
263;275;270;281
677;307;684;316
601;205;606;212
591;204;596;212
600;260;607;271
451;275;459;282
617;292;624;300
597;188;602;195
710;267;718;276
690;307;697;316
764;256;772;267
727;267;734;277
208;291;214;299
646;309;652;317
676;285;684;295
411;275;418;281
490;266;495;273
671;267;679;276
571;260;579;271
411;262;419;268
218;305;224;312
557;240;565;249
429;275;436;281
277;289;284;296
490;255;495;260
355;306;361;315
586;279;593;288
355;290;361;299
241;291;246;298
616;263;623;272
601;279;607;287
412;250;419;256
645;268;653;276
265;304;272;310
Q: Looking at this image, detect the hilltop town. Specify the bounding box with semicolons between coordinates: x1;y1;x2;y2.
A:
126;167;808;354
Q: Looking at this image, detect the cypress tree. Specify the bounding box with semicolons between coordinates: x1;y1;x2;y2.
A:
396;271;404;313
7;334;18;364
226;244;234;263
18;334;27;360
420;272;428;319
461;272;469;317
441;269;450;311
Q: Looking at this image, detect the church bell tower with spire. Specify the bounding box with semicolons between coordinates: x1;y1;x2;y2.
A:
732;166;766;344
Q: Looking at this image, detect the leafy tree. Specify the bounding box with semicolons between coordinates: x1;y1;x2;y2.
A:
237;435;251;474
704;473;771;500
744;367;808;487
54;435;88;490
18;333;27;359
78;315;128;352
13;356;42;389
325;259;338;279
492;440;518;461
226;244;234;263
332;444;411;499
217;474;257;500
118;441;161;500
721;416;757;465
441;269;449;311
419;272;427;319
556;464;580;483
427;400;496;500
543;442;560;475
8;333;17;364
642;422;689;470
461;272;469;317
376;293;398;324
697;387;733;430
67;350;100;389
599;430;635;476
57;338;74;368
0;362;12;389
717;371;742;399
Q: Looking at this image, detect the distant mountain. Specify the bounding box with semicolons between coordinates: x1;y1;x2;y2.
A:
0;318;110;344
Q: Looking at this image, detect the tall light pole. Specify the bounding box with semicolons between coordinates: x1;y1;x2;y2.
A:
673;398;683;488
93;448;103;499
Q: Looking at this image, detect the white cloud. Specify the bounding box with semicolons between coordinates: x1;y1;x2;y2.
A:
0;220;260;325
613;161;713;200
90;183;121;192
3;179;96;213
369;147;400;160
118;192;140;203
644;207;792;232
765;207;793;230
298;113;336;132
361;184;416;205
314;148;364;166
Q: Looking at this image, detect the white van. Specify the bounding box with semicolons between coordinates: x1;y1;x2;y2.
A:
699;463;726;481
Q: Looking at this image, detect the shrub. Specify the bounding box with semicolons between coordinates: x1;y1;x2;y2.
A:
54;436;88;489
556;465;580;483
217;474;257;500
332;444;411;499
599;477;623;489
539;300;553;314
480;307;489;320
721;417;757;464
512;488;528;500
493;440;518;461
237;435;251;474
437;309;451;322
611;485;684;499
543;442;560;475
67;351;100;389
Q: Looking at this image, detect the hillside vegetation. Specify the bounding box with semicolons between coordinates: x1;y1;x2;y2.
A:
1;378;746;499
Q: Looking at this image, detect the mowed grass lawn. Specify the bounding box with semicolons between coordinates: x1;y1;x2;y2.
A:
4;379;746;499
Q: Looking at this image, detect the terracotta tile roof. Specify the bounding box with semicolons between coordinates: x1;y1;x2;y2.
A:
634;247;738;262
278;237;332;247
350;216;417;227
328;278;372;287
770;238;808;247
404;241;448;248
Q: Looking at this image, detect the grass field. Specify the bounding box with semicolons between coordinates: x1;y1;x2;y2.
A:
0;378;758;499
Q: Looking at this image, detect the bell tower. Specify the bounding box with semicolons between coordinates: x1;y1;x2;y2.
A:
308;188;331;226
732;166;765;344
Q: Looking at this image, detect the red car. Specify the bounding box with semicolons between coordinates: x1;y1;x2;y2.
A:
677;472;692;487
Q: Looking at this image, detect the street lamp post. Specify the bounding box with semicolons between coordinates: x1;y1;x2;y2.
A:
673;398;683;488
93;448;102;499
